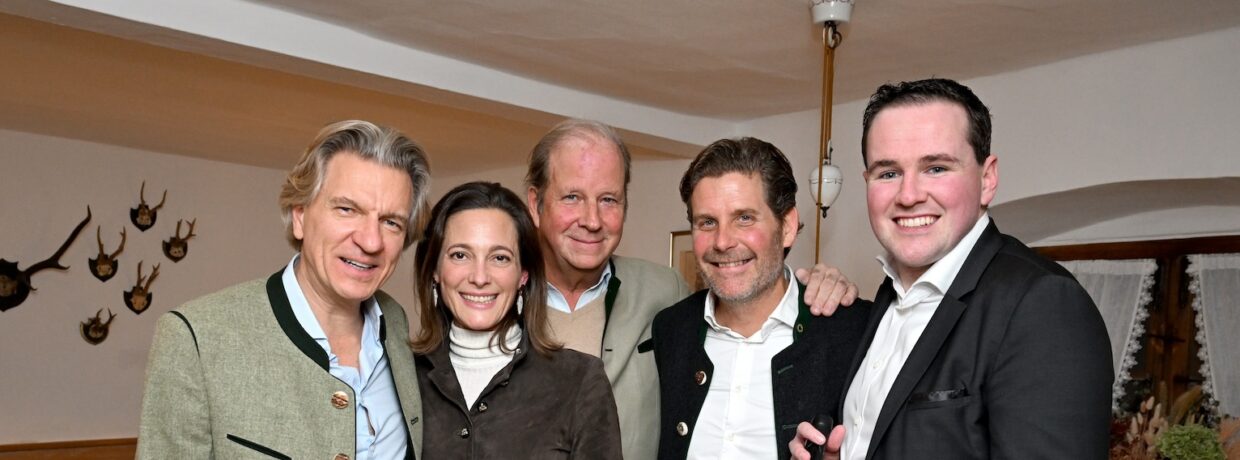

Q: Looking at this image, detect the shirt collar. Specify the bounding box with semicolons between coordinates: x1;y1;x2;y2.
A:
703;266;798;339
282;254;382;344
877;213;991;305
545;260;613;313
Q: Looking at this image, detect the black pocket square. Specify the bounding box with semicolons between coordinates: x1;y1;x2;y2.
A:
909;387;969;403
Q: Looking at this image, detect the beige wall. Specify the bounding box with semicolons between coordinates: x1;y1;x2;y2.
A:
0;129;287;442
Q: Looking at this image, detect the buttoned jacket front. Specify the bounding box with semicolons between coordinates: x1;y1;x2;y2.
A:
415;331;622;459
598;256;692;460
137;271;423;459
651;286;871;459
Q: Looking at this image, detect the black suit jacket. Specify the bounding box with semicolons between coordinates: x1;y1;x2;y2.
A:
842;221;1113;459
652;285;871;459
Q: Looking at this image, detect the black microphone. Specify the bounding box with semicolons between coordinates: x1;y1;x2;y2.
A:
803;414;834;460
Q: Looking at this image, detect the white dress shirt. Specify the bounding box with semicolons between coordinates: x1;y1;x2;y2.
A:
687;267;798;460
841;214;990;460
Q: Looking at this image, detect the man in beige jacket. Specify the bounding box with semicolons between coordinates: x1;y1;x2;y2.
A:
138;120;431;460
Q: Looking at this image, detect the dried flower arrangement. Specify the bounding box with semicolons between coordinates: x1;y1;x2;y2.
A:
1110;388;1238;460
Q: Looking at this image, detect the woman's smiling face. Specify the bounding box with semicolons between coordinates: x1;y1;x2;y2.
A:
435;208;528;331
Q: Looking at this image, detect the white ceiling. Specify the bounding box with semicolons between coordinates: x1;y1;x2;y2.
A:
251;0;1240;118
3;0;1240;176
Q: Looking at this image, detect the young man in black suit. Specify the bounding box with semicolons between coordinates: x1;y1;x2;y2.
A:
792;78;1113;459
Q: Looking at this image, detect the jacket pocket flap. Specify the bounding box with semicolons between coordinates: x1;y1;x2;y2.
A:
226;434;292;459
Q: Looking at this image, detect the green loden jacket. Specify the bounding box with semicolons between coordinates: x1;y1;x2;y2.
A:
137;271;423;459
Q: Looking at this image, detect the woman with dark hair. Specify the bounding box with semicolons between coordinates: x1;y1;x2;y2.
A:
411;181;622;459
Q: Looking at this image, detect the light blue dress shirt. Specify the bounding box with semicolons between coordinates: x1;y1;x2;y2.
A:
282;256;407;460
546;261;613;313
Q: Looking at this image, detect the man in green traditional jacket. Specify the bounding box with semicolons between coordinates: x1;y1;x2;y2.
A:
138;120;431;460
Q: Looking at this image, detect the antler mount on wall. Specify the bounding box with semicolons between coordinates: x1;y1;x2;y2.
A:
0;207;92;312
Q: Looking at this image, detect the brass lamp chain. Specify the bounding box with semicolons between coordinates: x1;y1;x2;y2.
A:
814;21;842;264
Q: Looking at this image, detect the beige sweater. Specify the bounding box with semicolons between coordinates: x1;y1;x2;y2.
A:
546;294;607;357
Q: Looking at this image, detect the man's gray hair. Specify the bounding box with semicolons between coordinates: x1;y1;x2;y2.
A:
278;120;432;249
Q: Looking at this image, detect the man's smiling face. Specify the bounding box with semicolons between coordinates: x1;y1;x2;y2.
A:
530;135;626;279
690;172;796;307
292;152;413;310
864;101;998;285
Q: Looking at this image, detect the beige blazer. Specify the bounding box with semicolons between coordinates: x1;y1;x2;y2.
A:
603;256;691;460
137;272;423;459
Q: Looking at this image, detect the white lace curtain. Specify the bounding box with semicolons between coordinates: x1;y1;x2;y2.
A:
1187;253;1240;418
1059;259;1158;412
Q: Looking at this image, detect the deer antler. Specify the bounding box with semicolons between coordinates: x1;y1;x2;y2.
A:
142;263;161;290
112;228;126;258
175;219;197;240
139;181;168;211
25;206;92;280
96;226;126;258
152;188;167;213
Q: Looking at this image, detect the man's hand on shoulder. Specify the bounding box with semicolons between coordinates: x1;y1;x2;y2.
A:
795;264;859;316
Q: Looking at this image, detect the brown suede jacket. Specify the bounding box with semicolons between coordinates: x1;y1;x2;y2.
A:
415;331;622;459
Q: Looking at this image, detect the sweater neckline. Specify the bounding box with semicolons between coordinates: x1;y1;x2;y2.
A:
449;323;521;361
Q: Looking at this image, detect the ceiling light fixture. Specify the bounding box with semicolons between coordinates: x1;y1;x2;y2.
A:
809;0;852;263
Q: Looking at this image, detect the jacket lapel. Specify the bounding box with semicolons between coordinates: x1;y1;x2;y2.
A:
600;258;623;374
421;344;472;415
378;298;423;460
773;283;814;363
838;278;895;417
944;221;1002;301
266;270;331;371
865;222;1004;458
866;295;966;458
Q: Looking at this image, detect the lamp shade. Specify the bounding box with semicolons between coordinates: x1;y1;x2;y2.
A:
809;162;844;209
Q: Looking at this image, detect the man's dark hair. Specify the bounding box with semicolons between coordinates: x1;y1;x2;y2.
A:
678;137;800;230
861;78;992;165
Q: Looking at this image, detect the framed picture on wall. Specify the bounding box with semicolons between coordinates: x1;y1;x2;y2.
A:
669;230;707;291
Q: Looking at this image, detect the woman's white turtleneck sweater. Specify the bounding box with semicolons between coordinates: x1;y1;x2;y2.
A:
448;323;522;408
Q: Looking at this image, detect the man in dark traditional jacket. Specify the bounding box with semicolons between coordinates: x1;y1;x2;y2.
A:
653;137;871;459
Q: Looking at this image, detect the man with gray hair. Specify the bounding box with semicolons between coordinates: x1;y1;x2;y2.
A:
524;119;860;459
138;120;430;460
